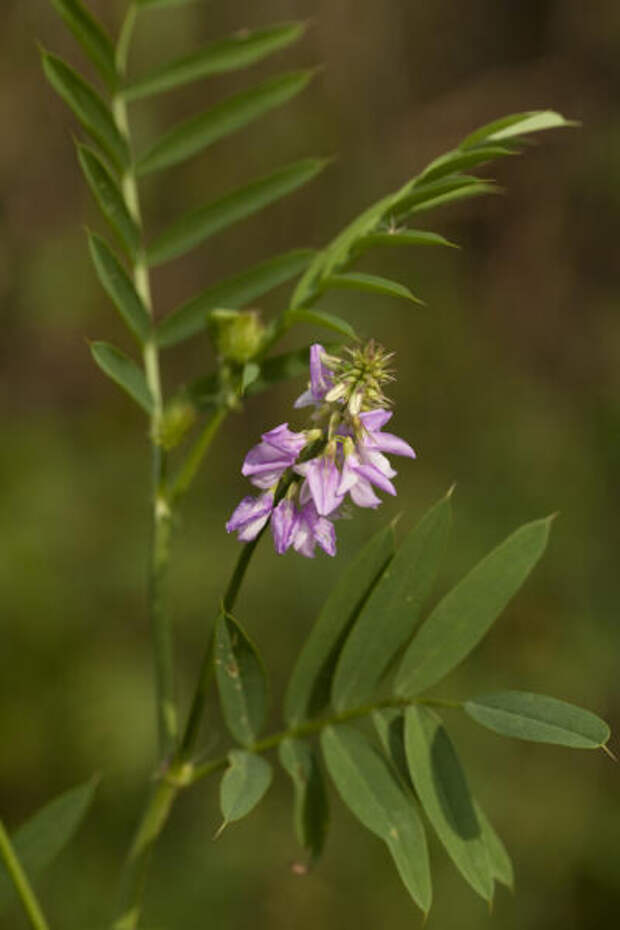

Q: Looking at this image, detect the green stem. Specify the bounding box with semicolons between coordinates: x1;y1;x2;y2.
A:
113;7;175;761
170;406;228;502
0;820;50;930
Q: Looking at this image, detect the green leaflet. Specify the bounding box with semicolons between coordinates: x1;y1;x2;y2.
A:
320;272;423;305
284;524;395;725
374;708;514;892
0;777;98;911
287;308;358;341
157;249;315;348
321;725;431;914
476;804;514;891
148;157;328;266
41;52;129;171
78;146;140;258
214;613;268;746
138;70;315;175
90;341;153;414
219;751;273;825
464;691;611;750
88;233;151;343
356;229;458;252
332;490;452;712
279;738;329;863
123;21;306;100
51;0;116;87
461;110;574;149
404;706;493;901
418;145;516;183
395;517;552;698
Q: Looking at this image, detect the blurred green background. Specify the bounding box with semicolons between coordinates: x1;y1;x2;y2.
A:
1;0;619;927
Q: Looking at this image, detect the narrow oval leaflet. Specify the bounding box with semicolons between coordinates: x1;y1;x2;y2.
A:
78;146;140;258
0;776;98;912
395;516;552;699
51;0;116;87
122;20;306;101
90;341;154;414
219;751;273;827
284;523;395;725
464;691;611;750
278;738;329;863
332;490;452;712
321;725;431;914
88;233;151;343
404;706;493;901
214;612;268;746
148;157;328;266
321;272;423;305
137;70;315;176
476;803;514;891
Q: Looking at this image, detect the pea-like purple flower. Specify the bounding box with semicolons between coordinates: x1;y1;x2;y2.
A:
226;341;416;557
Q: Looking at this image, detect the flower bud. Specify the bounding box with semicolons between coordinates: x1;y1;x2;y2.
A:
211;309;265;364
155;399;197;450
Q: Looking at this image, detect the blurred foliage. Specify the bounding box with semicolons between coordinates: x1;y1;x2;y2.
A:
1;0;620;928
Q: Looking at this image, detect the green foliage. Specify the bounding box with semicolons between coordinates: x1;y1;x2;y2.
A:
278;738;329;863
157;249;315;349
50;0;116;87
319;271;424;305
464;691;611;749
78;146;140;258
321;725;431;913
41;52;128;171
287;308;358;340
332;491;452;711
88;232;151;342
123;21;306;100
0;777;97;911
90;341;154;413
219;751;273;827
284;523;395;725
404;706;493;901
137;70;316;175
214;613;268;746
147;158;329;266
394;516;552;698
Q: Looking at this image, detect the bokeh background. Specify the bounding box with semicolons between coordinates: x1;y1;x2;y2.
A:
1;1;619;927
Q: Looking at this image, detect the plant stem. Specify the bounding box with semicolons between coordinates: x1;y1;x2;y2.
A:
0;820;50;930
170;406;228;502
113;6;176;761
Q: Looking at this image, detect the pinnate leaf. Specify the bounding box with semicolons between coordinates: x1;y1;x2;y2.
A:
464;691;611;749
123;21;306;100
51;0;116;86
78;145;140;257
88;233;151;342
357;229;458;252
42;52;129;170
0;777;98;911
404;706;493;900
90;341;153;413
395;516;552;699
332;490;452;711
137;70;315;175
284;523;395;725
158;247;315;348
214;612;267;746
279;738;329;863
461;110;574;149
219;751;272;826
148;157;328;266
321;725;431;913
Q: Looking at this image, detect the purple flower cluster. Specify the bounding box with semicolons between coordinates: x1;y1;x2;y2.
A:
226;342;415;557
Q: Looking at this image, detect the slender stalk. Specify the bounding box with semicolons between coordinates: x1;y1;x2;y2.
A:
0;820;50;930
170;406;228;502
113;5;176;760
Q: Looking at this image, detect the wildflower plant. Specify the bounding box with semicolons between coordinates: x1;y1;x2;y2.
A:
0;1;613;928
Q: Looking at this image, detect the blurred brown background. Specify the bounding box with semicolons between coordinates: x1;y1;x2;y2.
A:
1;1;619;928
